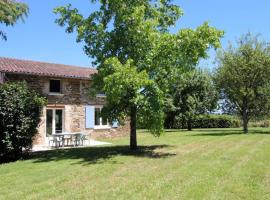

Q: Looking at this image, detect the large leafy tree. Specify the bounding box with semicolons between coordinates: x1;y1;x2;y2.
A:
54;0;223;149
165;69;218;130
0;0;28;40
214;33;270;133
0;82;46;162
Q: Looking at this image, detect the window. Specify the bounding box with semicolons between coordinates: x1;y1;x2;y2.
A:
96;93;106;98
94;107;109;127
95;108;100;126
49;80;61;93
46;110;53;135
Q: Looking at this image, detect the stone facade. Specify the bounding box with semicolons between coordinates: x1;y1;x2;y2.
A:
6;73;130;145
6;74;100;104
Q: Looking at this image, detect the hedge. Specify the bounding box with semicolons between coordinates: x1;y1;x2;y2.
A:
248;120;270;128
174;114;241;129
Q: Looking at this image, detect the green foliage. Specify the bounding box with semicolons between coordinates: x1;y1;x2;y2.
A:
214;33;270;133
54;0;223;147
0;0;28;40
54;1;183;66
248;120;270;128
101;58;164;135
196;115;241;128
0;82;46;162
152;23;224;89
165;69;218;130
172;114;240;129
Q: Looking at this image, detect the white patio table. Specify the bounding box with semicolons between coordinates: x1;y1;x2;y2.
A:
53;132;89;147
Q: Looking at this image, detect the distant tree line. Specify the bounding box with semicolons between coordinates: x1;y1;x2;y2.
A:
163;33;270;134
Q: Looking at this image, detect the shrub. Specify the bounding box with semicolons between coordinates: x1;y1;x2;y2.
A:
0;82;46;162
173;114;240;129
248;120;270;128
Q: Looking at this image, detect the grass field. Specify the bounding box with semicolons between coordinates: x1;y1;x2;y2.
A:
0;128;270;200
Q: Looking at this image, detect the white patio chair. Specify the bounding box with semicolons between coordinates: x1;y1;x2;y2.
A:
72;133;88;146
80;134;89;146
63;135;72;146
72;134;81;146
48;135;62;147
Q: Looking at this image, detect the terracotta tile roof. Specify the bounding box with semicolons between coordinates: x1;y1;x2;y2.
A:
0;57;97;79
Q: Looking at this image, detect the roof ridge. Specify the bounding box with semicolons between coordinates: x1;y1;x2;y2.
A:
0;57;97;79
0;56;96;71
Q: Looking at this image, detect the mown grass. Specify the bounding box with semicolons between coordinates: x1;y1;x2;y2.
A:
0;128;270;200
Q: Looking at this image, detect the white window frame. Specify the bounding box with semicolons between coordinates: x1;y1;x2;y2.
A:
49;79;63;95
94;106;110;129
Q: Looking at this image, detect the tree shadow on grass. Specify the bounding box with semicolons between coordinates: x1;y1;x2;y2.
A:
30;145;176;165
164;129;186;133
189;128;270;136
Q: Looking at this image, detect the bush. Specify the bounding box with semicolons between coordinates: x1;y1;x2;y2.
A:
248;120;270;128
0;82;46;162
173;114;240;129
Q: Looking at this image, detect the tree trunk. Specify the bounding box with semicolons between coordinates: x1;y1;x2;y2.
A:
242;100;249;134
165;112;175;129
243;111;249;134
130;105;137;150
187;119;192;131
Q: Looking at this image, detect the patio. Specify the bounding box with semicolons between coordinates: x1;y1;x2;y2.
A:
32;132;111;152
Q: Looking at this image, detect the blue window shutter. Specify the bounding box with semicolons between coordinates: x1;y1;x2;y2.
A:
85;106;95;128
112;121;119;128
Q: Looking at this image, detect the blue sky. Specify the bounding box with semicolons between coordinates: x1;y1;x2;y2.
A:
1;0;270;68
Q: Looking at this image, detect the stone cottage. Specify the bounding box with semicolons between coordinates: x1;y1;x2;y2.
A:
0;57;129;146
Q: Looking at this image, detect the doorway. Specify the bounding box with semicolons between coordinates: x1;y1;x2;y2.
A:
46;109;64;135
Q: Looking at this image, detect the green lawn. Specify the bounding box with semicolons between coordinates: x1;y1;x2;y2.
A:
1;128;270;200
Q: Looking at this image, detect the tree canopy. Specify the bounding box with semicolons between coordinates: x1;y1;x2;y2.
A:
165;69;218;130
0;0;28;40
54;0;223;149
214;33;270;133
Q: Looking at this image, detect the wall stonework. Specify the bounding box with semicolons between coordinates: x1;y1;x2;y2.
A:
65;105;84;133
90;122;130;139
64;104;130;140
33;107;46;145
6;74;130;145
6;74;102;105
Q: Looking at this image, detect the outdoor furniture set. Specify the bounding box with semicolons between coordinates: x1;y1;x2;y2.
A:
48;132;89;148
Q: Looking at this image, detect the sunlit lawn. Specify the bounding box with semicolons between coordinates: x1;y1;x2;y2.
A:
0;128;270;200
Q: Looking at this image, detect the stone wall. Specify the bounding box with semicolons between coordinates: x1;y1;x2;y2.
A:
64;104;130;140
33;107;46;145
90;122;130;139
65;105;85;133
6;74;105;105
